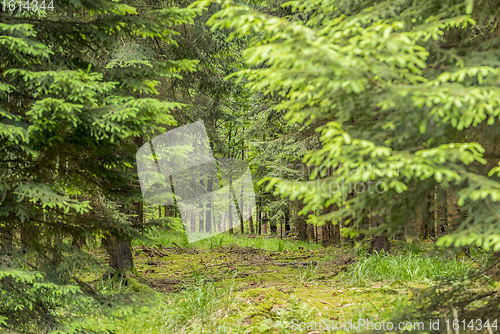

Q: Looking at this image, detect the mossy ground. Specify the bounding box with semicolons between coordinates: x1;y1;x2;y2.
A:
84;233;491;333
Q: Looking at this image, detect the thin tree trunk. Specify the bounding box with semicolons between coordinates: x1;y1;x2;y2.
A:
221;207;226;232
199;184;204;232
436;185;448;236
240;148;245;234
205;176;213;233
322;206;331;247
262;211;268;234
257;205;262;235
280;217;283;238
228;187;233;234
284;206;290;235
420;190;436;239
307;223;315;243
190;215;196;233
332;220;340;246
248;204;254;234
199;213;204;233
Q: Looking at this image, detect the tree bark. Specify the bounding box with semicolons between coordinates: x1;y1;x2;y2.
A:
205;176;213;233
248;204;255;234
356;214;369;242
369;215;390;254
228;190;233;234
296;203;307;242
164;205;172;217
284;206;291;235
199;214;204;233
107;135;144;275
257;205;262;235
262;211;268;234
108;235;134;275
332;220;340;246
436;185;448;236
420;190;436;239
322;206;332;247
270;217;277;234
307;222;315;243
191;215;196;233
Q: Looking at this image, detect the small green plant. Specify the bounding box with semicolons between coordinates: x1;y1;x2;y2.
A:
165;276;237;331
95;275;128;296
208;234;228;249
187;263;205;281
297;262;318;284
277;238;285;252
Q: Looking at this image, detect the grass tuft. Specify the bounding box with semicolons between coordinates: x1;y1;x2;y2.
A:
344;250;475;284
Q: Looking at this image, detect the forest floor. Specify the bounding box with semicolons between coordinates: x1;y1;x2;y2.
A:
85;232;494;334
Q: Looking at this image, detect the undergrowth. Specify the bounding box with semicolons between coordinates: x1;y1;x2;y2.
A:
342;250;477;285
132;229;322;252
88;233;493;334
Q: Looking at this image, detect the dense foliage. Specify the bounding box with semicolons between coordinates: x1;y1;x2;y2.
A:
0;1;198;331
1;0;500;332
199;0;500;328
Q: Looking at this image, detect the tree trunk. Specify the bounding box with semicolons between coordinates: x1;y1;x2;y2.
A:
164;205;172;217
240;149;245;234
369;215;390;254
205;176;213;233
221;209;226;232
270;217;277;234
1;227;12;258
108;195;141;275
199;215;204;233
420;190;436;239
296;203;307;242
108;235;134;275
20;224;32;254
436;185;448;236
190;215;196;233
107;136;143;275
307;222;315;243
356;214;369;242
248;204;255;234
322;206;332;247
332;220;340;246
262;211;268;234
257;206;262;235
228;191;233;234
342;218;354;245
284;206;291;235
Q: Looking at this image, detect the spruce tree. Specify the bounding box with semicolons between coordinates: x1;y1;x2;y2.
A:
0;1;198;332
203;0;500;324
